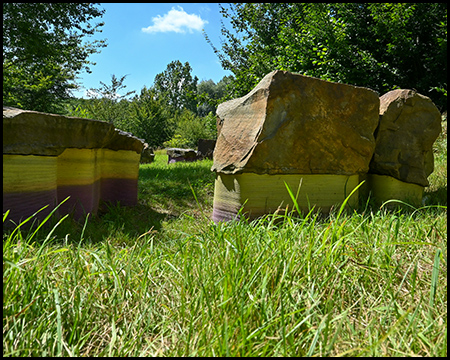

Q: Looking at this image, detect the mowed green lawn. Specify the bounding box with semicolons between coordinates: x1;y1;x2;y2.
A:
3;123;447;356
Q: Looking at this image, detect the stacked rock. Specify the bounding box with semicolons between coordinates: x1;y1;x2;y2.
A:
3;107;145;224
368;89;442;207
211;70;380;222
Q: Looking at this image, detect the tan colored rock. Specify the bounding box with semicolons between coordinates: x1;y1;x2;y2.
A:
3;107;144;225
369;89;442;186
212;70;380;175
3;107;144;155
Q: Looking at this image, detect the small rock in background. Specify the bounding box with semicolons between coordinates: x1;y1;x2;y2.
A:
140;143;155;164
167;148;198;163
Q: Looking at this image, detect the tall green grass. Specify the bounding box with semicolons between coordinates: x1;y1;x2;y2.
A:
3;129;447;356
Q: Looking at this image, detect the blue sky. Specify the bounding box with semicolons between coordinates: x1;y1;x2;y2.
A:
74;3;232;98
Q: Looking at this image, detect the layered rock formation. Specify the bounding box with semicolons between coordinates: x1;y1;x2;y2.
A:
370;89;442;187
3;107;144;224
212;70;380;222
367;89;442;207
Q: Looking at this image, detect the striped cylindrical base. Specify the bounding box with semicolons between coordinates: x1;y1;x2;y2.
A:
3;148;141;224
367;174;423;208
3;155;58;223
212;173;361;222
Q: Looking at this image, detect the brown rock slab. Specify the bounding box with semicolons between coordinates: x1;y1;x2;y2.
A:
369;89;442;186
212;70;380;175
167;148;199;163
3;107;144;155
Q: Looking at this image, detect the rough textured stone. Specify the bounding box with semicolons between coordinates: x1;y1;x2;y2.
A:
369;89;442;186
212;70;380;175
167;148;198;163
3;107;144;225
3;107;144;155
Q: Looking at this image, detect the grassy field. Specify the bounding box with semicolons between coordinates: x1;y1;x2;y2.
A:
3;122;447;356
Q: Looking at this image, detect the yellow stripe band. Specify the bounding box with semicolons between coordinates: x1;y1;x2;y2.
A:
3;155;57;193
367;174;423;207
101;149;141;179
56;148;140;186
213;173;360;222
3;148;140;223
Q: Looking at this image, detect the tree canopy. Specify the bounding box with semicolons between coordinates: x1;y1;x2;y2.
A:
3;3;106;113
206;3;447;111
153;60;199;115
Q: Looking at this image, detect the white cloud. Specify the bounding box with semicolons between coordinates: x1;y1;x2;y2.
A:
142;6;208;34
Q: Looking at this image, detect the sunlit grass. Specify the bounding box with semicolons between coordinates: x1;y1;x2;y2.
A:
3;128;447;356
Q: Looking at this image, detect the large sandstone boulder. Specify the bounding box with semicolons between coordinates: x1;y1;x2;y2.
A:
369;89;442;187
212;70;380;176
211;71;380;222
3;107;145;225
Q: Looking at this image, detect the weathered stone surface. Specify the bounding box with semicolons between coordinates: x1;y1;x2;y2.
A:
3;107;144;225
3;107;144;155
167;148;198;163
212;70;380;175
140;143;155;164
369;89;441;186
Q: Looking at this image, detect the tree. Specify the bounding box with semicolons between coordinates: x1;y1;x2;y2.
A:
128;87;173;148
3;3;106;113
196;76;233;116
87;74;135;127
206;3;447;111
163;110;217;149
153;60;199;114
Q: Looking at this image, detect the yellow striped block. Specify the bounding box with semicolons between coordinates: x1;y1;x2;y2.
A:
56;148;140;186
3;148;141;223
101;149;141;179
57;148;101;186
367;174;423;207
3;155;57;193
212;173;360;222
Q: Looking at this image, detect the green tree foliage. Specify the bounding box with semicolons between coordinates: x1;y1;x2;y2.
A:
153;60;199;115
206;3;447;111
64;64;228;149
64;77;172;149
3;3;106;113
197;75;234;116
128;87;173;148
86;74;135;127
164;110;217;149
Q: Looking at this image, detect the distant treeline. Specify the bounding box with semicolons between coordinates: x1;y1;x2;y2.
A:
3;3;447;149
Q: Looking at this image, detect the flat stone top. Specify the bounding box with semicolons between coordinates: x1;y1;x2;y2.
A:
3;107;144;156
